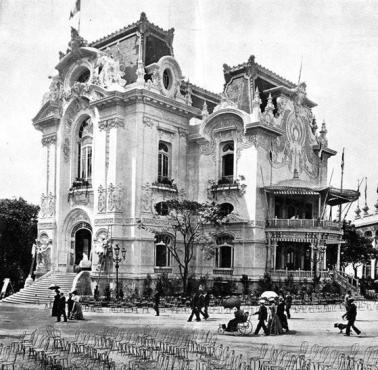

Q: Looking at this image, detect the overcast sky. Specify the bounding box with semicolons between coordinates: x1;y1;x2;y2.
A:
0;0;377;220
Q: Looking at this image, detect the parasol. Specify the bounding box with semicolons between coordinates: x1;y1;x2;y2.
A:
260;291;278;300
48;284;60;290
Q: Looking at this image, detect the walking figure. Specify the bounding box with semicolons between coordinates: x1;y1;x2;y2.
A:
67;293;74;319
285;292;292;319
187;291;201;322
153;290;160;316
254;300;268;335
343;297;361;336
57;292;67;322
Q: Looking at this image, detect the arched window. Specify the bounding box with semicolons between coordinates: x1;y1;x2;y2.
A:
77;118;93;182
219;203;234;217
155;234;171;267
158;141;170;183
215;234;234;268
221;141;234;183
155;201;169;216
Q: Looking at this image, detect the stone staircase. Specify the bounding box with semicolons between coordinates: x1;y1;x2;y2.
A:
1;271;77;305
333;269;364;299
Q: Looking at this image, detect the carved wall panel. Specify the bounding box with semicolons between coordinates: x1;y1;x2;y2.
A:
97;183;124;213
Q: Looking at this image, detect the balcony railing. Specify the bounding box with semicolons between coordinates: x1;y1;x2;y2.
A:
213;268;233;275
152;177;178;192
265;219;341;230
69;178;91;191
270;269;329;279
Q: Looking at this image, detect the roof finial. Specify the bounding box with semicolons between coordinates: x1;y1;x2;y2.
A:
140;12;147;21
201;101;209;118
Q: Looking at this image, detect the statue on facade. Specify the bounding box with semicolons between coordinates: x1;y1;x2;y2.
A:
35;236;52;271
94;54;126;90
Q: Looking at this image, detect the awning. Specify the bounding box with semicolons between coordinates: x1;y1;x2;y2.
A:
264;183;359;206
326;187;360;206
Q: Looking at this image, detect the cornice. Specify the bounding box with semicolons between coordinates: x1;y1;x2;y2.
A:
90;88;201;118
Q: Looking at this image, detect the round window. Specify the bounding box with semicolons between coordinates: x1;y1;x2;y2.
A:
70;66;91;86
162;69;172;90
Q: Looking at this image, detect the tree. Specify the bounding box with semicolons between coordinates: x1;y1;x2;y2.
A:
0;198;39;292
138;199;225;295
341;221;378;278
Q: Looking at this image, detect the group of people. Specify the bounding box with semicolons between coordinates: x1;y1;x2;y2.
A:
187;288;210;322
51;288;84;322
222;293;292;336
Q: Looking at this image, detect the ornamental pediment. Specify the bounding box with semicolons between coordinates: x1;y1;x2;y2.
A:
32;101;61;131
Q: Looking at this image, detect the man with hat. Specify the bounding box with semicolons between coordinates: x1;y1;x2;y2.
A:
57;292;67;322
342;297;361;336
253;299;268;335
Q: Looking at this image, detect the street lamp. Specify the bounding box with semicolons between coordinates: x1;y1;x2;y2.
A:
113;244;126;300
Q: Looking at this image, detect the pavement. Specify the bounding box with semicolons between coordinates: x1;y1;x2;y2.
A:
1;303;378;356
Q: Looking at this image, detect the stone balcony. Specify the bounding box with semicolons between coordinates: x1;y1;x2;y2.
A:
265;219;341;232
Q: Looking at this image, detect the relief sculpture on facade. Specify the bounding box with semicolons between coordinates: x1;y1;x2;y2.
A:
93;54;126;90
96;184;124;213
34;234;52;273
40;193;56;218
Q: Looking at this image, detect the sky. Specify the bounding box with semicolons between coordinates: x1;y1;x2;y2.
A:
0;0;377;220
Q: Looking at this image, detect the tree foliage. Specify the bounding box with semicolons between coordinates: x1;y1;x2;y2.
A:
341;221;378;277
138;199;225;295
0;198;39;292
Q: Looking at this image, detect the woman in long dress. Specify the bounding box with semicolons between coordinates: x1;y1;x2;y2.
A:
268;298;283;335
70;294;84;320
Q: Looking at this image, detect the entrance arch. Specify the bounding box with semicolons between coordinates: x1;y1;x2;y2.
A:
71;222;92;268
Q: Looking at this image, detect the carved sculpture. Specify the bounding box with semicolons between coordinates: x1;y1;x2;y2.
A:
94;54;126;90
40;193;56;218
35;235;52;272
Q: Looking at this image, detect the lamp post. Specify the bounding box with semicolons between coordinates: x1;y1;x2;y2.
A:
112;244;126;300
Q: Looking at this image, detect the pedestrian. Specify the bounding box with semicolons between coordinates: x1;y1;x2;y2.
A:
277;297;289;332
94;285;99;301
57;292;67;322
344;290;352;308
67;293;74;319
51;288;60;317
70;291;84;320
187;291;201;322
203;291;210;319
254;299;268;335
342;297;361;336
221;303;246;332
268;298;283;335
285;292;292;319
153;290;160;316
198;288;208;320
119;287;124;301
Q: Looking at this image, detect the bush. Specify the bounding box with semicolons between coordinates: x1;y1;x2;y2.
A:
256;272;273;296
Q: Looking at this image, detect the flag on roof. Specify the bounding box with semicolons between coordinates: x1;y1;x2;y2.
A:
69;0;81;20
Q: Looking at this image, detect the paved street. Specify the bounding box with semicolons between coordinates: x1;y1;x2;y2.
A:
1;302;378;354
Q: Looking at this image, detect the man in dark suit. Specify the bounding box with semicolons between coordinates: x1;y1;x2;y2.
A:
57;292;67;322
187;291;201;322
343;298;361;336
254;300;268;335
153;290;160;316
285;292;292;319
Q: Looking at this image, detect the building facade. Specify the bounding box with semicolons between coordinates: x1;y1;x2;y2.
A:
32;14;358;292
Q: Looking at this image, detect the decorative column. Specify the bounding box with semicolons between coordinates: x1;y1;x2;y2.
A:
336;243;341;271
310;243;315;272
273;242;277;270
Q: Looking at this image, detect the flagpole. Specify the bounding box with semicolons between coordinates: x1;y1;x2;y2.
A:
338;147;345;222
78;0;81;34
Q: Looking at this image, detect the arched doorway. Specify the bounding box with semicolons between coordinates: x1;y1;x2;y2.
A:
71;222;92;269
